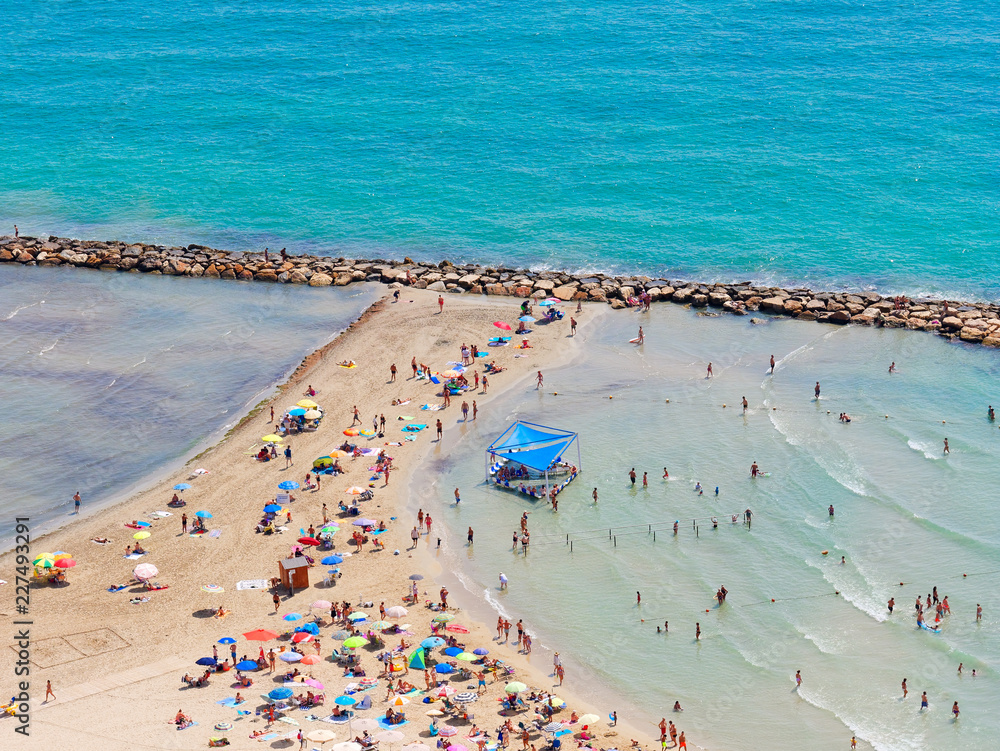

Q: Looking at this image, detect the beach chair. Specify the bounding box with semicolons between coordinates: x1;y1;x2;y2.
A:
275;493;291;505
355;694;372;711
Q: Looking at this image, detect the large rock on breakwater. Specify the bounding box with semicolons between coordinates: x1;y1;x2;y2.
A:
4;235;1000;350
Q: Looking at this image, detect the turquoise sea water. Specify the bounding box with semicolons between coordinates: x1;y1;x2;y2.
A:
2;1;999;298
420;309;1000;750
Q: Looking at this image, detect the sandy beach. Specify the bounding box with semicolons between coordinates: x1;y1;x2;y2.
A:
2;289;656;751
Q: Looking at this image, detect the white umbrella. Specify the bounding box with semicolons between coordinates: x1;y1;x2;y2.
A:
133;563;158;580
279;652;302;663
376;731;405;744
388;695;410;706
309;729;338;743
403;745;431;751
385;606;408;619
352;719;379;732
333;743;362;751
578;714;601;725
454;692;477;703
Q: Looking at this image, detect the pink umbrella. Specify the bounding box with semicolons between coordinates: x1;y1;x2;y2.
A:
436;686;457;697
438;726;458;738
55;558;76;568
493;322;512;331
447;745;467;751
446;624;470;633
305;678;324;689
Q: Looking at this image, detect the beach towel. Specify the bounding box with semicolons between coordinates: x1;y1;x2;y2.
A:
420;404;442;411
402;424;426;432
107;584;129;592
217;698;240;707
256;731;280;739
236;579;269;590
378;718;409;730
398;415;414;420
152;511;173;517
321;715;352;725
125;553;145;560
177;721;198;730
92;539;113;545
209;530;222;538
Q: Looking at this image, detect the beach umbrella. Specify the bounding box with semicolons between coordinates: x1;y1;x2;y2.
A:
173;483;192;490
348;612;368;622
443;647;463;657
346;486;365;494
472;648;489;656
243;629;279;641
283;612;303;621
309;729;338;743
235;660;259;671
388;696;409;707
518;316;536;323
425;710;445;717
454;692;477;704
321;555;343;565
438;725;458;738
297;536;320;546
409;574;424;581
353;719;379;732
311;599;332;610
289;408;307;417
343;636;368;649
55;558;76;568
353;518;377;526
304;409;323;419
264;504;282;513
505;682;527;694
218;637;236;645
493;322;512;330
377;730;406;748
332;630;351;641
195;510;212;518
279;651;303;663
442;369;463;378
279;481;300;490
421;637;445;649
133;563;158;580
548;696;566;708
196;657;217;666
330;450;349;458
385;606;408;619
434;663;454;674
300;654;321;665
432;613;455;623
53;551;72;559
578;714;601;725
269;687;294;700
262;434;284;443
297;400;319;409
455;652;476;662
334;695;357;706
359;429;376;436
305;678;325;689
446;624;469;634
543;723;565;733
403;744;430;751
201;584;224;593
333;743;362;751
133;531;151;540
408;648;426;670
292;632;314;643
447;744;467;751
33;553;54;566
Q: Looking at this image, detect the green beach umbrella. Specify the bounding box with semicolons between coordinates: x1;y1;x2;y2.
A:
408;648;426;670
433;613;455;623
343;636;368;649
455;652;476;661
505;681;527;694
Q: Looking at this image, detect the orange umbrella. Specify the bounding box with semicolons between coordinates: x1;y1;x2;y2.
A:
300;654;322;665
243;629;280;642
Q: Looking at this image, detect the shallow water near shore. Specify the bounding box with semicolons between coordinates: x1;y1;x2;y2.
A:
0;265;378;543
421;306;1000;750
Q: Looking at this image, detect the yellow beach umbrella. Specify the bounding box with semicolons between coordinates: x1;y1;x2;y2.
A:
297;399;319;409
33;553;54;566
133;531;151;540
53;552;73;561
329;450;349;458
262;434;284;443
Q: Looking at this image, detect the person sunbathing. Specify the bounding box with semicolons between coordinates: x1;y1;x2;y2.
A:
250;729;267;738
175;709;190;725
93;537;111;544
215;606;230;619
133;543;146;554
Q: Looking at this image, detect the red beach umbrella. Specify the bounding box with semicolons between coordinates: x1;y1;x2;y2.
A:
297;537;321;546
493;322;512;331
292;632;314;643
243;629;280;642
55;558;76;568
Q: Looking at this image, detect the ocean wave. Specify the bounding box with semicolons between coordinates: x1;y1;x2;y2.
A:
1;299;43;321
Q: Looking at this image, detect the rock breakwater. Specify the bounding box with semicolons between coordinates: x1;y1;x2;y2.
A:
3;234;999;348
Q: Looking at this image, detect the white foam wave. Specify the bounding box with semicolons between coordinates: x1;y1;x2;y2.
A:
906;439;940;460
2;300;43;321
38;338;59;355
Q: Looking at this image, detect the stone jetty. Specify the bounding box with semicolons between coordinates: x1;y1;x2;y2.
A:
3;234;999;348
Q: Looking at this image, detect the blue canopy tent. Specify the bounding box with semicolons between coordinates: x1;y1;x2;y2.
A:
486;421;581;497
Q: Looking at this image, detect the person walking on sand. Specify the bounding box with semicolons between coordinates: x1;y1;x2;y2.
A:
73;490;81;513
556;664;565;685
284;444;292;467
181;513;188;533
473;400;478;420
536;371;543;389
482;375;489;393
425;514;432;536
570;317;577;335
351;406;361;425
390;363;397;382
411;357;418;378
410;526;419;549
273;592;281;612
438;295;444;313
45;680;55;702
436;419;443;441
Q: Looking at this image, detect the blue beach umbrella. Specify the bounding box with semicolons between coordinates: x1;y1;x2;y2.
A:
195;510;213;518
218;637;236;645
283;613;303;621
421;637;445;649
518;316;536;322
269;687;294;700
443;647;463;657
196;657;217;666
264;504;282;513
321;555;343;565
235;660;259;671
539;300;558;307
434;663;454;674
335;695;357;706
473;648;489;656
289;408;307;416
278;481;300;490
174;483;192;490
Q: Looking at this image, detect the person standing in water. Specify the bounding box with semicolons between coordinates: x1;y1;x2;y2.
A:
592;488;598;503
815;382;821;399
637;326;644;344
707;363;713;378
629;468;636;486
944;438;950;454
742;396;748;413
750;462;759;478
901;678;907;697
889;361;896;373
769;355;775;373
